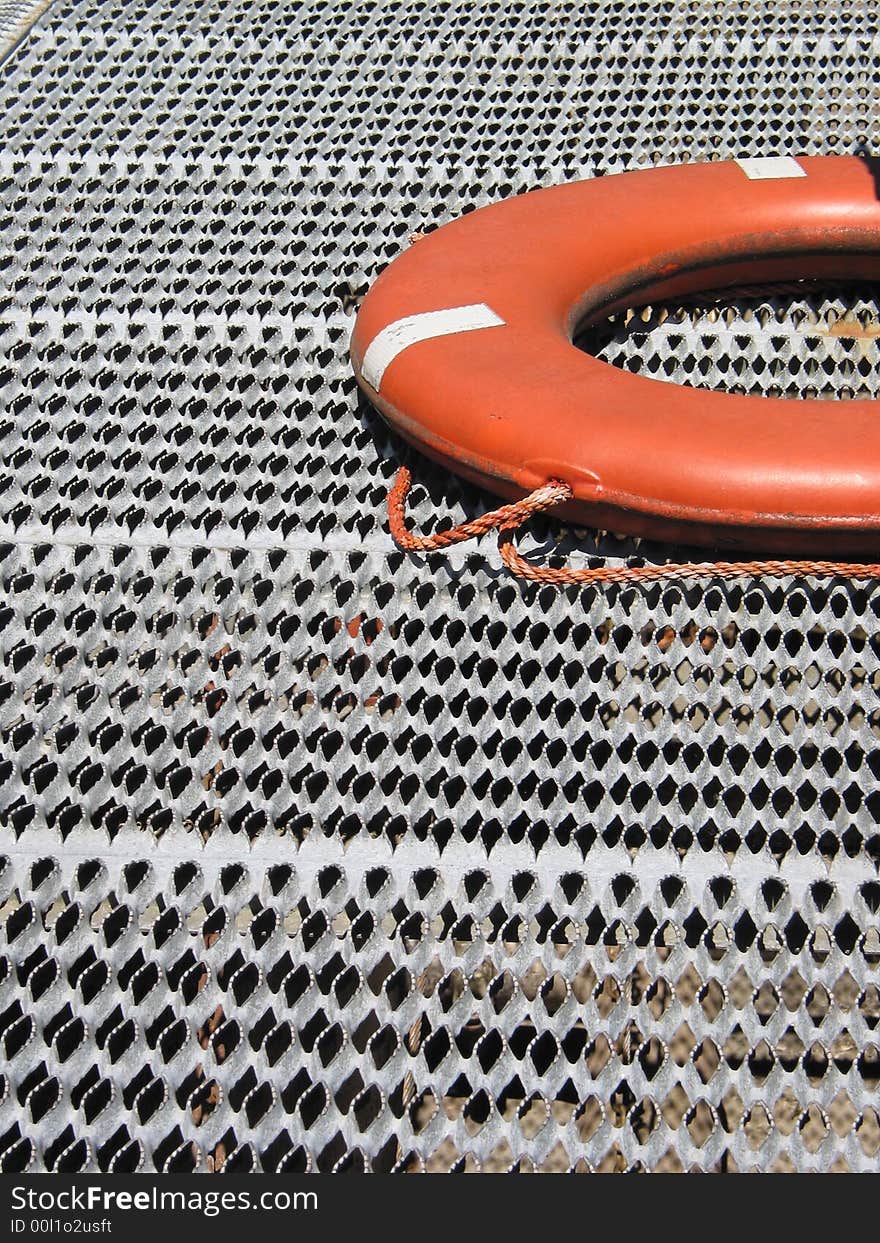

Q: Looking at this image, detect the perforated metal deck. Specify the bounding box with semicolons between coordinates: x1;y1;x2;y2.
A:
1;0;879;1174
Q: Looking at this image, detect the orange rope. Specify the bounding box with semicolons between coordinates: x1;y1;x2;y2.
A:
388;465;880;584
387;465;569;551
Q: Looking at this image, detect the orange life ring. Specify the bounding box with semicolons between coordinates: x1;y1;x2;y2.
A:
351;155;880;555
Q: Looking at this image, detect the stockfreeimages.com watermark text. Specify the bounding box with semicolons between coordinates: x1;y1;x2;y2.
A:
11;1185;317;1222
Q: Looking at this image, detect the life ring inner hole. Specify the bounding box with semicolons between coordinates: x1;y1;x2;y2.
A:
571;242;880;401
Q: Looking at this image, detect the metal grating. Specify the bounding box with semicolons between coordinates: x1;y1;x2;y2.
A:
0;0;879;1174
0;2;48;60
583;285;880;400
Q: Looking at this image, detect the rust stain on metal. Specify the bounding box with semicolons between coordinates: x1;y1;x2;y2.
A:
826;318;880;340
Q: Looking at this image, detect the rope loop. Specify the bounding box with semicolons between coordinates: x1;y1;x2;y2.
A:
388;464;880;584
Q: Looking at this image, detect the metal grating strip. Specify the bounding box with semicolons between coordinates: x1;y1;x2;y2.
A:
0;0;879;1174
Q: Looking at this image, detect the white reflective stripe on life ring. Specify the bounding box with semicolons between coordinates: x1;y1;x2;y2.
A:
734;156;806;180
361;303;505;391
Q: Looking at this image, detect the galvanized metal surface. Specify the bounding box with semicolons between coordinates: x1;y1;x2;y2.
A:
0;0;879;1173
0;1;48;59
